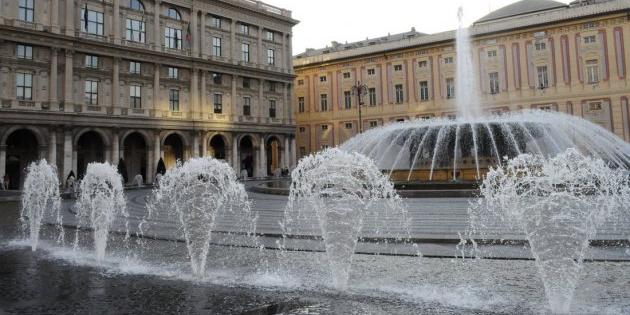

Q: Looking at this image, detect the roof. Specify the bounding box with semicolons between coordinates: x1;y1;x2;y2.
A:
476;0;568;23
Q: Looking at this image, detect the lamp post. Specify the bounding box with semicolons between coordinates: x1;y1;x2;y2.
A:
352;81;368;133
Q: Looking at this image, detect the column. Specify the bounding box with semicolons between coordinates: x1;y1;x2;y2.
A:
281;32;286;70
62;129;73;181
286;33;293;71
201;133;207;157
283;137;290;169
48;130;57;166
146;146;154;184
192;133;200;157
200;12;207;58
0;145;5;179
259;135;267;178
65;0;74;36
111;131;119;164
290;137;297;168
51;0;59;33
200;70;206;118
283;82;289;122
153;0;161;50
258;79;264;118
50;48;58;108
113;0;120;44
64;50;73;112
191;68;198;118
230;20;237;61
232;137;239;172
153;131;161;171
191;9;199;56
153;63;160;112
258;26;263;65
231;75;238;118
112;58;119;113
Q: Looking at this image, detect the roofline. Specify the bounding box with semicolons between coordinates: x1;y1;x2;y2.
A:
294;0;630;69
474;4;568;24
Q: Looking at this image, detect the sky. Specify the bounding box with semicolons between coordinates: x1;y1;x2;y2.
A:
264;0;572;55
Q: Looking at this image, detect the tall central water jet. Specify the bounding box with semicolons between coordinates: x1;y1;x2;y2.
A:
284;148;411;290
147;157;255;277
456;6;481;118
75;163;127;263
470;149;630;313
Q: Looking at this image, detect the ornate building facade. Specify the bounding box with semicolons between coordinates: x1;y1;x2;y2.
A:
293;0;630;158
0;0;298;189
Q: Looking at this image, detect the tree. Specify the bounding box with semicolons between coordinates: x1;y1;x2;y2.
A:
156;158;166;176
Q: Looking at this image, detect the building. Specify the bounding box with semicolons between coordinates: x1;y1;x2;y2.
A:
293;0;630;158
0;0;298;189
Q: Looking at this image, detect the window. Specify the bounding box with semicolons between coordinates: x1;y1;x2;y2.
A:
18;0;34;22
535;42;547;51
267;49;275;65
489;72;500;94
396;118;405;123
298;97;305;113
586;60;599;84
266;31;274;41
239;24;249;35
588;102;603;111
584;35;596;44
81;9;104;35
269;82;276;92
369;121;378;128
212;37;222;56
168;89;179;111
368;88;376;106
130;0;144;11
165;27;182;49
85;55;98;68
16;72;32;100
319;76;327;82
394;64;403;71
367;68;375;76
345;122;353;129
299;127;306;133
297;79;304;85
321;125;328;131
419;115;432;120
538;105;554;111
343;72;351;79
320;94;328;111
168;67;178;79
166;8;181;20
130;85;142;108
16;44;32;59
212;73;222;85
84;80;98;105
344;91;352;109
321;145;329;150
129;61;141;74
419;81;429;101
126;19;146;43
446;78;455;99
243;97;251;116
447;114;457;120
418;60;428;68
444;57;454;64
395;84;404;104
241;43;250;62
537;66;549;88
211;16;222;28
242;78;250;89
487;50;497;58
299;147;306;157
269;100;276;118
214;93;223;114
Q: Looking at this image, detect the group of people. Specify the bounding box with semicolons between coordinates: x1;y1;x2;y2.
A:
0;174;9;190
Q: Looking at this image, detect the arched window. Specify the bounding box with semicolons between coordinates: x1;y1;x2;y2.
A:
166;8;181;20
130;0;144;11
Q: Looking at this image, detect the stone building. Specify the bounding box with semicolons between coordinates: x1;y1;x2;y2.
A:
0;0;298;189
293;0;630;157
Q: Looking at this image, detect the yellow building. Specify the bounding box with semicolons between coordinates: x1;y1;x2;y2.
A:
293;0;630;158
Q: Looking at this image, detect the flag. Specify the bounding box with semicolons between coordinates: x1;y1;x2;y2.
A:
185;23;192;48
174;30;179;49
83;4;88;30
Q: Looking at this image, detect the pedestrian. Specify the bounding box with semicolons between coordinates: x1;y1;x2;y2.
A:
133;173;143;187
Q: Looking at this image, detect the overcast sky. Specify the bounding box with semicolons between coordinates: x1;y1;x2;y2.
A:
265;0;572;55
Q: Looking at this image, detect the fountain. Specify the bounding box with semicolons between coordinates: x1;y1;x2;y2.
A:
283;148;413;290
20;160;62;251
469;149;630;313
146;157;256;277
75;162;127;263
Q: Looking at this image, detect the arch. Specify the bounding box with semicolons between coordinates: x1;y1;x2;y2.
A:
130;0;145;11
265;135;282;176
161;130;190;147
209;134;228;160
205;131;232;149
4;129;40;190
166;7;181;20
74;127;111;147
123;132;148;184
235;133;259;148
238;135;256;178
120;129;152;149
77;131;105;179
163;133;185;169
1;125;46;147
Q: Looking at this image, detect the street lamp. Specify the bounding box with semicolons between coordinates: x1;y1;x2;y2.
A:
352;81;368;133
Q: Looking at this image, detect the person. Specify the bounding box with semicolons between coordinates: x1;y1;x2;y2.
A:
4;174;10;190
66;172;75;193
240;168;248;180
132;173;143;187
0;175;4;190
